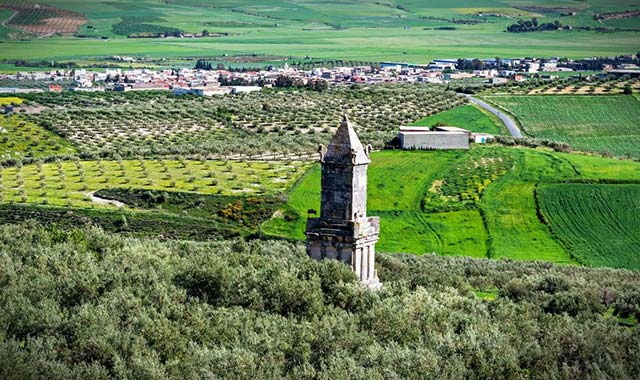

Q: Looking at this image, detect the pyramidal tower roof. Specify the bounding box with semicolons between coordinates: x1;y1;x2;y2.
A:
324;115;370;165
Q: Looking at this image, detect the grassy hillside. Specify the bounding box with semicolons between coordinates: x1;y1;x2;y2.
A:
263;147;640;268
538;183;640;269
0;0;639;64
0;223;638;379
411;104;507;135
484;95;640;158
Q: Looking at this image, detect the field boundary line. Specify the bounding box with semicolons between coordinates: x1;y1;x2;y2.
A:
532;183;581;265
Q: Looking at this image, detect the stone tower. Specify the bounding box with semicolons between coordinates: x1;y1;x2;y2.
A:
306;115;381;290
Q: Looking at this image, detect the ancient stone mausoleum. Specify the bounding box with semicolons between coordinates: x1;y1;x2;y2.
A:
306;115;381;290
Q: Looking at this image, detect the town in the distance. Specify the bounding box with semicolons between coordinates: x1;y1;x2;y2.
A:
2;54;639;95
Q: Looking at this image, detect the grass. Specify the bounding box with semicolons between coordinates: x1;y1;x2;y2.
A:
411;104;507;135
473;289;499;301
0;115;76;159
262;150;478;256
0;158;308;208
373;209;488;257
0;97;22;105
484;95;640;158
264;147;640;269
538;184;640;270
0;1;638;64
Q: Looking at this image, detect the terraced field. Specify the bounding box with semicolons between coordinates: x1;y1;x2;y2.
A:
538;184;640;269
0;158;308;208
484;95;640;158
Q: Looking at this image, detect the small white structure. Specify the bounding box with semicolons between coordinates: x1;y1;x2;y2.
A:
398;126;469;150
230;86;262;94
472;133;495;144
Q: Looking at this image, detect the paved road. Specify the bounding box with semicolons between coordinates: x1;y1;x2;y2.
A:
466;95;524;138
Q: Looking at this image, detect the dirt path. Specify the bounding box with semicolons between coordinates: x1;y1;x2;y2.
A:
86;191;126;208
0;10;18;28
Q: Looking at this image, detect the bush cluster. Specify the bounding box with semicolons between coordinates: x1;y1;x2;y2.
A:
0;223;638;379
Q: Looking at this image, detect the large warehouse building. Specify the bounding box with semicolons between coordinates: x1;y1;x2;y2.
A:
398;126;470;150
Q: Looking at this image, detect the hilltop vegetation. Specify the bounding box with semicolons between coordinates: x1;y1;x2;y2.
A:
410;104;507;135
0;223;638;379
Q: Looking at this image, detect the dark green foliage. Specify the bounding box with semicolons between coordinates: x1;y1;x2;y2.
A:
112;17;182;37
507;18;564;33
0;204;242;240
95;188;282;231
0;223;638;379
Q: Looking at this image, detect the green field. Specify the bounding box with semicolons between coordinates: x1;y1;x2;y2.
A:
264;147;640;268
0;0;639;65
0;97;22;106
0;158;308;208
0;115;76;159
411;104;507;135
484;95;640;157
538;184;640;269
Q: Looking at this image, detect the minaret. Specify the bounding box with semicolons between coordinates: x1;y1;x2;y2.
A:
306;115;381;290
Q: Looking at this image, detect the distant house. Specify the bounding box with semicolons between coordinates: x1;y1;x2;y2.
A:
172;86;231;97
2;105;14;115
48;84;63;92
230;86;262;94
490;77;509;84
115;83;170;92
398;126;469;150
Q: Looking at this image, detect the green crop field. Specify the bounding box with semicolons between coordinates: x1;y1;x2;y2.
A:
411;104;507;135
538;184;640;269
484;95;640;158
0;0;639;65
264;146;640;269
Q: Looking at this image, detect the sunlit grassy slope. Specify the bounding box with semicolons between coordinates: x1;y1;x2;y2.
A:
263;146;640;269
411;104;507;135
